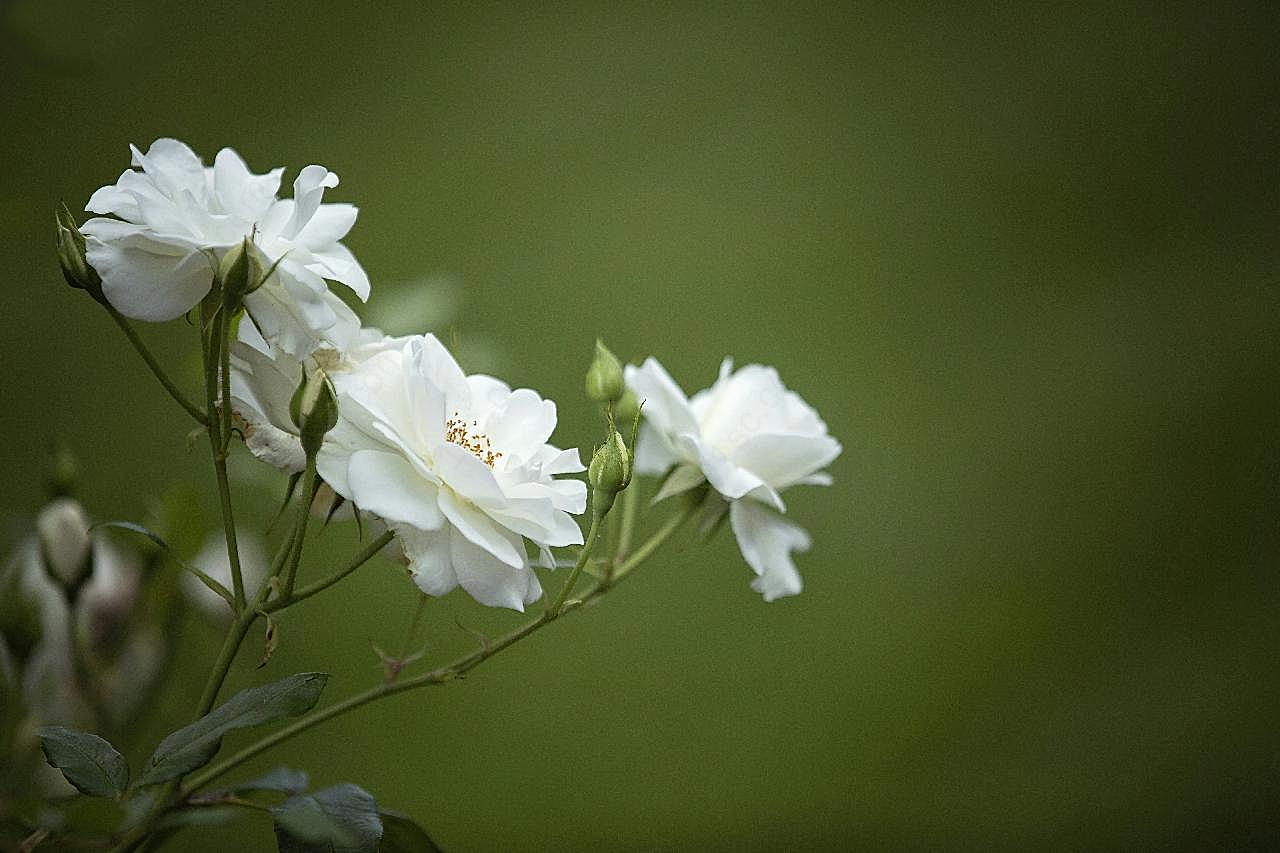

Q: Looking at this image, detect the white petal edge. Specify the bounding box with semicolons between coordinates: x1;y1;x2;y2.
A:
729;499;810;602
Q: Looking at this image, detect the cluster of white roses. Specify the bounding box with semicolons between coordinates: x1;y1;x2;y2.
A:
77;139;841;608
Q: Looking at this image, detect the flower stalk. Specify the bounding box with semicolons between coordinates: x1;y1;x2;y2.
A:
263;530;394;613
104;303;208;426
201;302;247;612
546;515;603;617
279;458;318;600
178;504;694;799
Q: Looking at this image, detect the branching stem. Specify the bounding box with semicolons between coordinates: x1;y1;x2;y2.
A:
179;505;692;797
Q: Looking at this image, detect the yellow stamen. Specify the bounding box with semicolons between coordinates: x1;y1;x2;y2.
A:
445;412;503;467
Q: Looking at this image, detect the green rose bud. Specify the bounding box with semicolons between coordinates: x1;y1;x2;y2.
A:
290;368;340;458
55;203;104;302
217;237;266;305
588;420;632;519
585;339;625;403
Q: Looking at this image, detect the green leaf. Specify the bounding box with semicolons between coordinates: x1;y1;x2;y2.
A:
137;672;328;787
94;520;233;608
378;810;444;852
273;783;383;853
38;726;129;798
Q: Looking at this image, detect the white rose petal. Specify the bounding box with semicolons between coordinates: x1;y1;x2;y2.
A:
317;334;585;611
729;499;810;602
82;138;369;356
624;356;841;601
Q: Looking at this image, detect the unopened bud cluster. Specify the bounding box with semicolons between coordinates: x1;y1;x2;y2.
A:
586;340;635;519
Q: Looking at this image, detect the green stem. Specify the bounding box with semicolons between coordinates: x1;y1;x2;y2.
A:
180;507;692;796
113;604;258;853
105;303;207;425
112;527;391;853
280;459;318;599
202;307;246;610
603;503;688;585
615;481;641;564
263;530;394;613
115;447;384;853
212;459;246;610
267;522;296;578
194;610;257;717
219;309;235;451
189;794;274;813
546;514;603;616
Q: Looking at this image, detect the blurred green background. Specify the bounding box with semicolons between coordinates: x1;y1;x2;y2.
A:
2;1;1278;849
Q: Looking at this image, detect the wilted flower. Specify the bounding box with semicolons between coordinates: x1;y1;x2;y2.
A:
625;357;841;601
318;335;587;610
81;138;369;356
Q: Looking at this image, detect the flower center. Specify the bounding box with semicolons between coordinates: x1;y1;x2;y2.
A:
445;412;502;467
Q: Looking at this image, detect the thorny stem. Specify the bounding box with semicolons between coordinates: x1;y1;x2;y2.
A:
178;504;693;798
105;303;207;425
